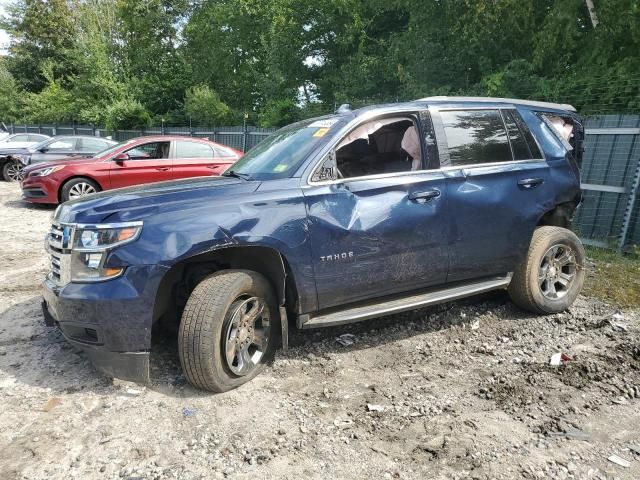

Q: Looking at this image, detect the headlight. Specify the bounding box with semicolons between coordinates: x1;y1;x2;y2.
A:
69;222;143;282
31;165;65;177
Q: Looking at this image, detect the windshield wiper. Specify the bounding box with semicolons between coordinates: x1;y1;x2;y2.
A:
222;170;253;181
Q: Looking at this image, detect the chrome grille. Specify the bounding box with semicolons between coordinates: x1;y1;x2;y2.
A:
47;222;72;286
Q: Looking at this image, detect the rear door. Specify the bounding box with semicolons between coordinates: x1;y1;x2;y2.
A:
109;140;173;188
172;140;234;179
432;107;551;282
31;138;79;163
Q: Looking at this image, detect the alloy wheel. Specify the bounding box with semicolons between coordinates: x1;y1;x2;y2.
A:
538;244;577;300
6;162;23;182
68;182;97;199
223;296;270;376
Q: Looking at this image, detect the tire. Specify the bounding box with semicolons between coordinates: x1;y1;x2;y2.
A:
2;160;23;182
60;177;101;203
178;270;276;392
508;226;585;314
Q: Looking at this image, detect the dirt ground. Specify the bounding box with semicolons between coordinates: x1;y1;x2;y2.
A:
0;180;639;480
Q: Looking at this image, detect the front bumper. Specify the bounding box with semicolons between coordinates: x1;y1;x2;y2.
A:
41;264;169;383
21;174;60;204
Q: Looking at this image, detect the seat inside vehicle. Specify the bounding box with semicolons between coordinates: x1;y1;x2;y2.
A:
336;118;420;178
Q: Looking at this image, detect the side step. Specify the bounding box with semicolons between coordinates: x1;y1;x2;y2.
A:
300;274;512;329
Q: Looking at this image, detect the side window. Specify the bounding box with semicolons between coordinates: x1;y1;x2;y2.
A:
440;109;512;166
508;110;543;159
176;141;214;158
48;139;76;150
29;134;48;142
502;110;532;160
334;116;422;180
126;141;171;160
80;138;110;152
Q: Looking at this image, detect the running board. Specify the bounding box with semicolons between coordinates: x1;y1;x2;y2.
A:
299;274;512;329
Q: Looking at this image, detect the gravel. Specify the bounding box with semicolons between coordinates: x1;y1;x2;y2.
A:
0;181;639;480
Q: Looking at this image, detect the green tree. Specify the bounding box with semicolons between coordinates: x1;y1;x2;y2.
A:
0;60;22;122
184;85;230;126
105;98;151;131
1;0;77;92
22;62;74;123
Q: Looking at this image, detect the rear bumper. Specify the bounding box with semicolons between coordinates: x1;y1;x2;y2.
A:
41;264;169;383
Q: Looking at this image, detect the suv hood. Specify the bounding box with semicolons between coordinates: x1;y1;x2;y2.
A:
55;176;261;224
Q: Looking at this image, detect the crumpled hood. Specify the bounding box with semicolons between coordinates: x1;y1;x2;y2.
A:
55;176;260;224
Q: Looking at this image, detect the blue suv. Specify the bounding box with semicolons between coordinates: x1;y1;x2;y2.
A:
42;97;585;392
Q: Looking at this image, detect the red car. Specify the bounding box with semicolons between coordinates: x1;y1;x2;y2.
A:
21;136;242;204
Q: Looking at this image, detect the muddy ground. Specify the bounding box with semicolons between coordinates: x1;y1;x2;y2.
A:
0;181;638;480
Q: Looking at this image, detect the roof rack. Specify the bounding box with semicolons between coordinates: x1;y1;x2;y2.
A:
417;96;576;113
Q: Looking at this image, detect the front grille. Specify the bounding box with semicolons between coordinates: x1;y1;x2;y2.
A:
47;223;72;286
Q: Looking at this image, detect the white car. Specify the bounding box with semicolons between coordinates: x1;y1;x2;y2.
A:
0;133;51;149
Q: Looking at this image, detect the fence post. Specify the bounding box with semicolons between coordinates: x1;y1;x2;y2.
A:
618;157;640;250
242;127;248;153
10;122;14;134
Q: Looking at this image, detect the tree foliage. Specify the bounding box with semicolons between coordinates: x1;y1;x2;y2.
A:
0;0;639;127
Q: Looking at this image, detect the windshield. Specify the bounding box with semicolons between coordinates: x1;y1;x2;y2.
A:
92;140;132;158
28;138;53;151
226;117;344;180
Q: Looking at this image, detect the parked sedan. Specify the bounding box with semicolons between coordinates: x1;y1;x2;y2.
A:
1;135;117;182
21;136;242;204
0;133;50;149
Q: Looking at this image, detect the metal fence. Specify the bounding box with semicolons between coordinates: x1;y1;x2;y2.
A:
6;116;640;249
6;123;277;153
575;115;640;250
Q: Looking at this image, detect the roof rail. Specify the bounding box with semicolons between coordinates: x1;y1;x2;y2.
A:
417;96;576;113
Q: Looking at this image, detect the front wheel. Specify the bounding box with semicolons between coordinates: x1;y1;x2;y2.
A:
178;270;276;392
508;226;585;314
60;177;101;203
2;160;24;182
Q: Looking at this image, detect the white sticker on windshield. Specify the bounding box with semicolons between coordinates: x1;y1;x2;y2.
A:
308;119;339;128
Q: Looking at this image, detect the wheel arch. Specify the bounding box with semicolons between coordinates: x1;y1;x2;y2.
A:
58;175;104;202
536;200;580;229
152;245;299;347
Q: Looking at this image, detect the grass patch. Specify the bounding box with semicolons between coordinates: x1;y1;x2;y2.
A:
583;246;640;308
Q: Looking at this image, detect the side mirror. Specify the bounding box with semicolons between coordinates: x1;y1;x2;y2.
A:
311;151;338;182
38;147;49;153
113;153;129;164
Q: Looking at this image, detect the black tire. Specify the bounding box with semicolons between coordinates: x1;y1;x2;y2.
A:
60;177;101;203
508;226;585;314
2;160;23;182
178;270;276;392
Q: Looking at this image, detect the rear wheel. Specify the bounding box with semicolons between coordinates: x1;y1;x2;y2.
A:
2;160;23;182
508;226;585;314
178;270;276;392
60;178;100;202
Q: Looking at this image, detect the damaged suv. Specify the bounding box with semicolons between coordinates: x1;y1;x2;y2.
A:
42;97;585;392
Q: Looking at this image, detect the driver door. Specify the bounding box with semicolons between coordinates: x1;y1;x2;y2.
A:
109;141;173;188
303;112;449;310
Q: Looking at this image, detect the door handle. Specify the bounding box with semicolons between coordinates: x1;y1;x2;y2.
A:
155;167;170;171
518;178;544;189
409;189;441;202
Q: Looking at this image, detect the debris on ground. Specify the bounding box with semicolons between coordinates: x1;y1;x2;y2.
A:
549;352;571;366
182;407;197;417
366;403;385;412
336;333;356;346
608;454;631;468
